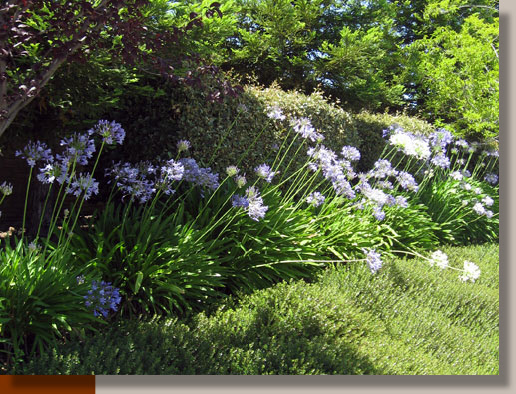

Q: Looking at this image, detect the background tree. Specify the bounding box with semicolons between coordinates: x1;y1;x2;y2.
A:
0;0;226;140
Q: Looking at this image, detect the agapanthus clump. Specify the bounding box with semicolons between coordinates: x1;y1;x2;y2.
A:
84;280;122;318
88;120;125;145
255;164;278;183
363;248;383;274
15;140;53;167
429;250;449;269
306;191;325;207
459;261;481;282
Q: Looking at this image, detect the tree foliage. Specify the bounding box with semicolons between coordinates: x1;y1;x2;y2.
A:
0;0;228;140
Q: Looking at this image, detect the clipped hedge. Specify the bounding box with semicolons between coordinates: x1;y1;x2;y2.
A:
105;78;436;178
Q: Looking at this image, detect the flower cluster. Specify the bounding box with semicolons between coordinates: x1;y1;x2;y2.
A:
179;158;219;191
267;105;286;121
387;127;431;160
0;181;13;196
290;117;324;142
363;248;383;274
84;280;122;318
66;173;99;201
307;145;357;199
459;261;481;282
306;191;325;207
15;140;52;167
429;250;449;269
255;164;277;183
88;120;125;145
106;162;156;203
232;186;269;221
58;132;96;166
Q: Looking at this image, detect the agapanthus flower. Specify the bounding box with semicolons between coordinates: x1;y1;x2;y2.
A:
226;165;240;177
484;173;499;185
484;149;499;158
430;153;450;169
177;140;191;153
37;162;69;184
486;210;494;218
160;159;184;182
429;250;449;269
106;162;155;203
255;164;277;183
373;206;385;221
0;181;13;196
377;180;394;190
362;187;388;207
363;248;383;274
179;158;219;191
58;133;96;166
450;171;463;181
462;169;471;178
84;280;122;317
15;140;53;167
89;120;125;145
331;176;355;199
66;173;99;200
341;146;361;162
235;175;247;188
267;105;286;121
472;202;486;216
306;191;325;207
455;139;469;149
482;196;494;207
370;159;398;179
474;187;482;195
395;195;408;208
245;186;268;221
429;128;453;150
461;182;472;191
291;117;324;142
459;261;481;282
396;171;419;192
232;194;249;208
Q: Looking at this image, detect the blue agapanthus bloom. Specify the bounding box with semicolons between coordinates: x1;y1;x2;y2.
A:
255;164;277;183
84;280;121;318
362;248;383;274
58;132;96;166
89;120;126;145
15;140;53;167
